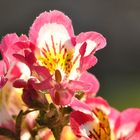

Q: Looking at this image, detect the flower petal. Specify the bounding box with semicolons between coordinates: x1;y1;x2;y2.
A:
70;98;91;115
32;66;51;80
108;108;120;130
0;60;7;76
74;32;106;58
0;33;29;61
74;32;106;65
0;34;31;81
50;87;73;106
80;55;97;72
70;111;94;138
0;75;8;88
29;10;74;51
85;97;111;115
114;108;140;139
0;33;19;54
125;121;140;139
70;72;99;95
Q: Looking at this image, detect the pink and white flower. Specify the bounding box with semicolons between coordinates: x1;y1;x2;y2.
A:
70;97;111;139
0;33;30;82
70;97;140;140
14;10;106;106
0;34;31;135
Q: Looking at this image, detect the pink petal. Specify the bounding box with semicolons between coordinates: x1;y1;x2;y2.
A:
70;111;94;138
0;33;19;53
85;96;111;115
69;72;99;95
50;87;73;106
32;78;52;91
0;33;29;61
14;41;33;51
79;72;100;94
135;121;140;132
24;50;36;65
108;108;120;130
79;42;87;56
32;66;51;79
80;55;97;72
76;32;106;55
69;80;93;94
13;79;27;88
0;60;6;76
125;121;140;139
29;10;74;45
0;33;31;81
0;75;8;88
13;53;26;63
70;98;91;114
10;65;22;81
114;108;140;139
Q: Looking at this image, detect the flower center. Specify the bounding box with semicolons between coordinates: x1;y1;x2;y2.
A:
90;108;111;140
37;38;79;78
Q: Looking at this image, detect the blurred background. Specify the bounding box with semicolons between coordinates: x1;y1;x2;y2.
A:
0;0;140;110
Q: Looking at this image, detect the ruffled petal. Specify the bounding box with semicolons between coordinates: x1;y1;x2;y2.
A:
0;33;19;54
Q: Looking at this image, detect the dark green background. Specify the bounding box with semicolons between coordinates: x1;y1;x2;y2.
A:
0;0;140;111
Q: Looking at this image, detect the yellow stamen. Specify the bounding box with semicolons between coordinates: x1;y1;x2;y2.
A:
38;45;74;76
90;108;111;140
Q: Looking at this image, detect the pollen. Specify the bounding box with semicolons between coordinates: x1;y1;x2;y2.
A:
37;38;74;77
90;108;111;140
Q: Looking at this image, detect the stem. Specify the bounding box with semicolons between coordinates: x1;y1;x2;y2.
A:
51;127;62;140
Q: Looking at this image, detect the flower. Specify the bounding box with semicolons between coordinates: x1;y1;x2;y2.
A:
14;10;106;106
0;10;139;140
0;34;31;139
0;34;30;82
70;97;140;140
70;97;111;140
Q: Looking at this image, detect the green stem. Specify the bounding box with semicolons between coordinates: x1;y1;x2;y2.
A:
51;127;62;140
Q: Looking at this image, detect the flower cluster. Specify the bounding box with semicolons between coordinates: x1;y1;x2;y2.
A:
0;10;140;140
